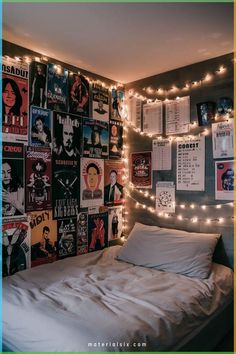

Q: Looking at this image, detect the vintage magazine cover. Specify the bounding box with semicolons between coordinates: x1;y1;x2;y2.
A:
2;142;25;219
109;119;123;159
29;210;57;267
82;118;109;159
29;61;47;108
25;146;52;212
88;211;108;252
108;206;123;241
68;73;89;117
47;63;68;111
131;151;152;188
77;210;88;255
215;160;234;200
104;160;124;206
57;217;77;259
80;158;104;208
92;83;109;121
2;218;30;277
29;106;52;147
2;56;29;143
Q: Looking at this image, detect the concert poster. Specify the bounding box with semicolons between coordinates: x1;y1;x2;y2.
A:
108;206;123;241
82;118;109;159
104;160;125;206
88;211;108;252
57;217;77;259
77;209;88;255
29;106;52;147
130;151;152;188
109;119;123;159
29;60;47;108
68;73;89;117
47;63;68;111
92;83;109;121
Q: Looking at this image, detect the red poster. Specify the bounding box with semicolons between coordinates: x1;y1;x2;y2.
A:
131;151;152;188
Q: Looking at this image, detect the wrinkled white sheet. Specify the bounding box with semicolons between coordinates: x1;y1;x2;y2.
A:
3;245;233;352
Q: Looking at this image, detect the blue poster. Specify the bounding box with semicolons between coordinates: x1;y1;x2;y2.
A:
47;63;68;112
29;106;52;147
82;118;109;159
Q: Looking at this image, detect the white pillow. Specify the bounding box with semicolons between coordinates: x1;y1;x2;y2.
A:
116;222;221;279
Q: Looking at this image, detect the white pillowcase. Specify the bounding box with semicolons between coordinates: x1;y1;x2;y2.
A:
116;222;221;279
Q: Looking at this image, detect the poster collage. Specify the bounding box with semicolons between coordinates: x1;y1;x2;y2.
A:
2;56;125;276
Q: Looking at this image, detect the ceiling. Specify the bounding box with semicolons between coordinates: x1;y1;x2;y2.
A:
3;3;233;84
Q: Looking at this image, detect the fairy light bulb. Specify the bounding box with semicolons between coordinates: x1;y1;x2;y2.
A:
177;215;183;220
206;219;211;224
192;217;198;223
180;204;186;209
201;205;207;210
216;204;222;209
219;218;224;223
190;204;195;209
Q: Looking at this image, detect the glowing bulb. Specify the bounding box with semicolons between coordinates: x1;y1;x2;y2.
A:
177;215;183;220
216;205;222;209
217;66;226;74
201;205;207;210
190;204;195;209
150;196;155;200
219;218;224;223
34;57;40;62
192;217;198;223
204;73;212;82
142;204;147;209
144;192;149;197
15;56;21;62
164;213;169;218
206;219;211;224
158;212;163;217
180;204;186;209
135;202;140;208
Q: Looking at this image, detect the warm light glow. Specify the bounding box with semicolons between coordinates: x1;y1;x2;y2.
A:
201;205;207;210
217;66;226;74
35;57;40;62
180;204;186;209
190;204;195;209
204;73;212;82
216;204;222;209
15;56;21;62
177;215;183;220
218;218;224;223
192;217;198;223
206;219;211;224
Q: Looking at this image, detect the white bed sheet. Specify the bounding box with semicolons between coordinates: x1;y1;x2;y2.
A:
3;245;233;352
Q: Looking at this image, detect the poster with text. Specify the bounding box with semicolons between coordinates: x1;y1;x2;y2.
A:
47;63;68;111
143;101;163;134
29;210;57;267
104;160;124;206
109;119;123;159
166;96;190;135
127;96;142;130
80;158;104;208
57;217;77;259
29;61;47;108
176;137;205;191
156;182;175;214
212;119;234;159
215;160;234;200
108;206;123;241
88;211;108;252
2;56;28;143
2;142;25;219
82;118;109;159
2;218;30;277
77;210;88;255
111;88;127;120
131;151;152;188
152;139;172;171
26;146;52;212
69;73;89;117
29;106;52;147
92;83;109;121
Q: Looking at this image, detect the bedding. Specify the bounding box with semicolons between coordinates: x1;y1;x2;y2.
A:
3;245;233;352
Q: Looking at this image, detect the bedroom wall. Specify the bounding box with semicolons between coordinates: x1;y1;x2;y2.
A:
125;53;234;268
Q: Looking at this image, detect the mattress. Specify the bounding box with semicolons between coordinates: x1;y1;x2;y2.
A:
3;245;233;352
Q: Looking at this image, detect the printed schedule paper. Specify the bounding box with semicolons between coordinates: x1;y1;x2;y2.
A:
152;139;172;171
166;96;190;135
143;101;163;134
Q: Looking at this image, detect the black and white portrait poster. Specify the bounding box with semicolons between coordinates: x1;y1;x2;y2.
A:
166;96;190;135
143;101;163;134
88;211;108;252
80;158;104;208
29;61;47;108
92;83;109;122
2;142;25;219
176;137;205;191
215;160;234;200
127;96;142;130
47;63;68;111
57;217;77;259
2;218;30;277
53;111;81;160
29;106;52;147
108;206;123;241
109;119;123;159
104;160;124;206
77;210;88;255
2;56;29;144
156;182;175;214
69;73;89;117
82;118;109;159
152;139;172;171
212;119;234;159
131;151;152;188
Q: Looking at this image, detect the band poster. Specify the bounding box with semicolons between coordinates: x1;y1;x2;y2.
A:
2;142;25;219
143;101;163;134
68;73;89;117
29;106;52;147
88;211;108;252
212;119;234;159
108;206;123;241
29;210;57;267
2;56;29;144
47;63;68;111
57;217;77;259
92;83;109;122
165;96;190;135
131;151;152;188
104;160;124;206
215;160;234;200
109;119;123;159
80;158;104;208
156;182;175;214
77;210;88;255
82;118;109;159
25;146;52;212
111;88;127;120
2;218;30;277
29;61;47;108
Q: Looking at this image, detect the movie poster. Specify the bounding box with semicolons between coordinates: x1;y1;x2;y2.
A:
88;211;108;252
25;147;52;212
104;160;124;206
82;118;109;159
29;61;47;108
77;210;88;255
212;119;234;159
92;83;109;121
109;119;123;159
215;160;234;200
68;73;89;117
2;218;30;277
80;158;104;208
131;151;152;188
111;88;127;120
47;63;68;111
2;142;25;219
2;56;29;144
53;111;81;159
57;217;77;259
29;210;57;267
29;106;52;147
108;206;123;241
